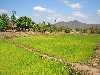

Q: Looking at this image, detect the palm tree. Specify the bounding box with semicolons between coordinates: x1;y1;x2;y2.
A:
11;11;16;30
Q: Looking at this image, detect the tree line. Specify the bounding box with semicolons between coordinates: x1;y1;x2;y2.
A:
0;11;100;34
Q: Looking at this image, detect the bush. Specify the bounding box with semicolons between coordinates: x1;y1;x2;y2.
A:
65;28;71;33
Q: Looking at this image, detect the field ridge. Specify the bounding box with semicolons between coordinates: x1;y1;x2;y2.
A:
3;38;100;75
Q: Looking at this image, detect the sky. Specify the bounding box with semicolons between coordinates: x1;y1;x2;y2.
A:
0;0;100;24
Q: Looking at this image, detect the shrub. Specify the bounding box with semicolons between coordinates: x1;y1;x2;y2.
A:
65;28;71;33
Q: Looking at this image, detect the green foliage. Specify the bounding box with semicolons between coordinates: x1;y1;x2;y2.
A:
16;16;35;31
0;13;9;31
0;39;68;75
81;29;87;33
0;11;100;34
11;11;16;25
97;30;100;34
0;18;7;31
46;22;52;32
11;34;100;62
41;22;47;33
75;27;80;32
65;28;71;33
89;26;100;34
33;24;41;32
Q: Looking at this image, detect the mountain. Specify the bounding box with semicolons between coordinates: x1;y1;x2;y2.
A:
55;20;100;29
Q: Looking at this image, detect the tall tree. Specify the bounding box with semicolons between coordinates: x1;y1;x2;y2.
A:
11;11;16;30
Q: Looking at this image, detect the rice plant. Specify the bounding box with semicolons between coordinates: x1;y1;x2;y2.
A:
11;34;100;62
0;39;68;75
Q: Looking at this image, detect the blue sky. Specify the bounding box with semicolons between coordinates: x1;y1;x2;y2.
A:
0;0;100;24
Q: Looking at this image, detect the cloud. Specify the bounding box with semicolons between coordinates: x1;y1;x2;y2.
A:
47;14;63;21
33;14;41;17
33;6;55;13
73;11;87;18
61;0;69;4
47;9;55;13
33;6;46;12
47;14;67;22
61;0;82;8
47;13;97;24
68;3;82;8
97;10;100;14
54;14;66;21
0;9;8;14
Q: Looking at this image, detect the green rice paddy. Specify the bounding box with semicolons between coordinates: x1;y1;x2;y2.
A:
1;34;100;75
0;39;68;75
11;34;100;62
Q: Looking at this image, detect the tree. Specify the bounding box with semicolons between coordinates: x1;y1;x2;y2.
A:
16;16;35;31
34;24;41;32
46;22;52;32
0;18;7;31
11;11;16;30
0;13;9;31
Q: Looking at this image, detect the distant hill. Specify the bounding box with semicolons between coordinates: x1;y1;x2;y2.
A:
55;20;100;29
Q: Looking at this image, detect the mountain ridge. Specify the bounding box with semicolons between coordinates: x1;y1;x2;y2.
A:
55;20;100;28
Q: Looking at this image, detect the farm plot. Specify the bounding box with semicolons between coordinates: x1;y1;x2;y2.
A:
0;39;68;75
11;34;100;62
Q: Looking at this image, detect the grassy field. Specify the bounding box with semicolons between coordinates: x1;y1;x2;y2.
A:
0;39;68;75
11;34;100;62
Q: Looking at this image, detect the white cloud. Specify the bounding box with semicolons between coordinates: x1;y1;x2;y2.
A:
0;9;8;14
33;6;46;12
54;14;65;21
47;13;98;24
47;14;67;22
68;3;82;9
33;6;55;13
33;14;41;17
61;0;69;4
73;11;87;18
61;0;82;8
47;9;55;13
47;14;75;23
97;10;100;14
